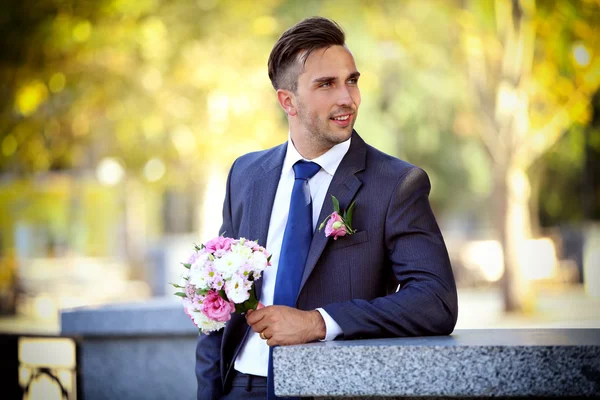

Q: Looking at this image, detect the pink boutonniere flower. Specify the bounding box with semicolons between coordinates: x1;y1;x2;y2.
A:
318;195;357;240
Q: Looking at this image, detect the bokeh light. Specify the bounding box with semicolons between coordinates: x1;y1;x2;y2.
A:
572;43;591;67
96;158;125;186
143;158;166;182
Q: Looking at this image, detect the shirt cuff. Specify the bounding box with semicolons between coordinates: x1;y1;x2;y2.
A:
315;308;343;341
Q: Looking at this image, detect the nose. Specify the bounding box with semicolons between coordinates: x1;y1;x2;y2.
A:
336;85;354;107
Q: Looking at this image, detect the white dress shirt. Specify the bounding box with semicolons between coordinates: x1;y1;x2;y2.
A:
234;135;350;376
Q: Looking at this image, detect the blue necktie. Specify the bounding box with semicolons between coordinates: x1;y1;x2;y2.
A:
268;160;321;400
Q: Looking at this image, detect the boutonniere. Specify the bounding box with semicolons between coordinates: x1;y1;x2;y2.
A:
318;195;357;240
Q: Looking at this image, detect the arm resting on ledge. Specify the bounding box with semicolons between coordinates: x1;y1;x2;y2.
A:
324;168;458;339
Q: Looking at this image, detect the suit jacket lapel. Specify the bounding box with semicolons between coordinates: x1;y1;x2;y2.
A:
247;142;286;299
223;143;287;380
299;131;367;294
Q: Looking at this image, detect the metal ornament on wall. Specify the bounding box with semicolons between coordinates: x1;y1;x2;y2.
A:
19;337;78;400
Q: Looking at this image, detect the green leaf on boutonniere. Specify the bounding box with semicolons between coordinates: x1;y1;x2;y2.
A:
345;200;356;228
332;195;340;213
319;195;358;235
174;292;187;298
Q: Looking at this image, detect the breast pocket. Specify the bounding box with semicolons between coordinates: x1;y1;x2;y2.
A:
327;230;369;251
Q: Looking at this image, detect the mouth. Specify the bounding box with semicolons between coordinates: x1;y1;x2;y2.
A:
330;113;353;127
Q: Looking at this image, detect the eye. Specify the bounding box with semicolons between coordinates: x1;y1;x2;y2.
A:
319;82;331;88
348;78;358;84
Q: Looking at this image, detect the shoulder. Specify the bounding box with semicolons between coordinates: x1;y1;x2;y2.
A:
228;142;286;179
232;143;286;170
359;141;432;209
232;144;281;169
363;142;428;185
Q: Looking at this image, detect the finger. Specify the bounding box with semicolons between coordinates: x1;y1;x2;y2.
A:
245;309;253;318
262;327;274;340
267;334;283;347
246;307;267;325
250;319;269;333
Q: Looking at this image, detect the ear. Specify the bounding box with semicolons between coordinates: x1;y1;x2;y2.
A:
276;89;297;117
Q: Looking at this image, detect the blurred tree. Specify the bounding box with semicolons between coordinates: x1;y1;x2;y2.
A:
0;0;291;278
0;0;287;178
459;0;600;312
537;89;600;226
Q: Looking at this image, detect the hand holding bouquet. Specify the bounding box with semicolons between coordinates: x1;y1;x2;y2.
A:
171;236;270;334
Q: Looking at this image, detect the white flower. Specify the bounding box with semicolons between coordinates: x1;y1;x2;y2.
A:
191;252;210;269
187;253;211;289
224;274;251;304
213;252;243;279
183;300;226;333
191;309;226;333
231;243;252;259
250;251;268;272
188;267;208;289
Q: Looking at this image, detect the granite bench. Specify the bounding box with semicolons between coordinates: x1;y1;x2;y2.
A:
273;329;600;399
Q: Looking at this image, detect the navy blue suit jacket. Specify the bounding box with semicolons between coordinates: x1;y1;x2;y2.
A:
195;131;458;399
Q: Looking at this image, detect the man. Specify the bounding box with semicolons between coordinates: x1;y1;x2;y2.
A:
196;16;458;400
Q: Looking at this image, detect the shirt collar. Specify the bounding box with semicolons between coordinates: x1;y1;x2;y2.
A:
282;132;352;177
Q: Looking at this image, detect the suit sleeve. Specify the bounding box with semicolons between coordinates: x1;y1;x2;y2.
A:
323;167;458;338
195;161;237;400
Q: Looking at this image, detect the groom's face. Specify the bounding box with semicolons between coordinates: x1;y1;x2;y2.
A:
294;45;361;147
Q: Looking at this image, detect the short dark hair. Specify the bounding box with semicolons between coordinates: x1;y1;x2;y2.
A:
268;16;345;92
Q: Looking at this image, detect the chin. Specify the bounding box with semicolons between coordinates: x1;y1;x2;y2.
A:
325;131;352;146
336;126;354;140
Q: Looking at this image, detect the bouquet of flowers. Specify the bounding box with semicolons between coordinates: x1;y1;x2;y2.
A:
171;236;270;334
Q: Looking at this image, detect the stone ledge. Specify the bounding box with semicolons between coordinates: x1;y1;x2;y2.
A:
273;329;600;399
61;297;197;336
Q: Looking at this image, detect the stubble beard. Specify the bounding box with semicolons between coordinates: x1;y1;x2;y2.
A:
297;100;355;150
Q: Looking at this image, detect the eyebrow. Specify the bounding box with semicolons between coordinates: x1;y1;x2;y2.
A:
312;71;361;84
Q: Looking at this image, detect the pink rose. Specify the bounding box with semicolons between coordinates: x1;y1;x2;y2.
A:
202;290;235;322
205;236;233;253
324;211;347;240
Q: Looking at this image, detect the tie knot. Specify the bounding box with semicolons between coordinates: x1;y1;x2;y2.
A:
293;160;321;181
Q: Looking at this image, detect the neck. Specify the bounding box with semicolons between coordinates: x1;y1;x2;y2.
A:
289;129;332;160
